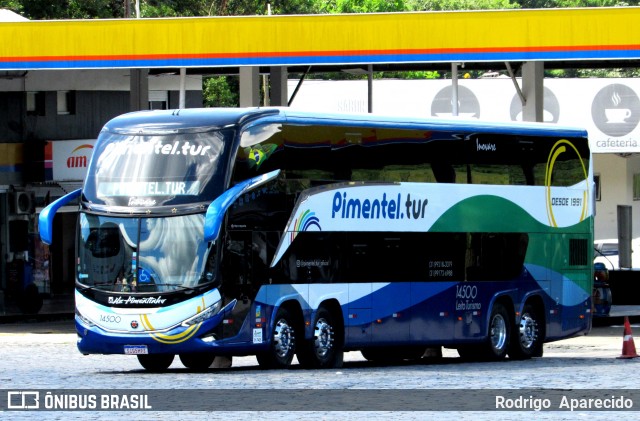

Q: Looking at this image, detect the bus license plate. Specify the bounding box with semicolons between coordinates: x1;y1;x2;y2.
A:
124;345;148;355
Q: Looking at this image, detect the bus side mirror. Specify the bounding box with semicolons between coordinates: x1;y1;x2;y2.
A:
204;169;280;243
38;189;82;245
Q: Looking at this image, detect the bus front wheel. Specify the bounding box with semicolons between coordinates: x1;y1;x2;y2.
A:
457;303;511;361
297;306;343;369
256;307;296;369
137;354;175;372
484;303;511;360
179;353;216;370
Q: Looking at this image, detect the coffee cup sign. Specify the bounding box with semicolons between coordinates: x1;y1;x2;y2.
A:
605;108;632;123
591;84;640;137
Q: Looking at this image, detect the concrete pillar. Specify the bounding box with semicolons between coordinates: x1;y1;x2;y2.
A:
130;69;149;111
451;63;459;116
240;67;260;107
269;66;288;107
522;61;544;122
367;64;373;113
618;205;633;268
179;68;186;109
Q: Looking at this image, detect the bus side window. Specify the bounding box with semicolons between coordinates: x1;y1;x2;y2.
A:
282;232;339;283
432;162;456;183
466;233;528;281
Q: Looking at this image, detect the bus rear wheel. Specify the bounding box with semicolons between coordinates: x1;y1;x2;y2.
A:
179;353;216;370
509;303;543;360
137;354;174;372
256;307;296;369
297;306;343;369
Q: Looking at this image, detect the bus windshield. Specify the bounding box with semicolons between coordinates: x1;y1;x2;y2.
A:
82;129;233;207
77;213;211;293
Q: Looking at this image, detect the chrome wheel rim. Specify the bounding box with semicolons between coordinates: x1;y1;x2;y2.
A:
273;318;294;358
490;314;507;351
313;318;334;358
518;313;537;349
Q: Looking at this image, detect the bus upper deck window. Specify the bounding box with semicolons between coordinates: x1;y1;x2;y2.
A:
240;124;283;148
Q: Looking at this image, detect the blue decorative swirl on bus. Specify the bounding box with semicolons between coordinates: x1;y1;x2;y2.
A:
38;189;82;245
300;211;321;231
204;169;281;242
525;263;590;306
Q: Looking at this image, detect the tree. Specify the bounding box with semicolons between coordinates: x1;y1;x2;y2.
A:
319;0;407;13
407;0;518;10
515;0;637;8
0;1;23;14
203;75;238;107
1;0;123;19
141;0;209;17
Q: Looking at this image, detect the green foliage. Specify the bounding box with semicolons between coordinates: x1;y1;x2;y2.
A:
0;1;23;14
407;0;519;10
210;0;320;16
3;0;123;19
142;0;208;17
319;0;407;13
377;70;442;79
203;76;239;107
515;0;636;8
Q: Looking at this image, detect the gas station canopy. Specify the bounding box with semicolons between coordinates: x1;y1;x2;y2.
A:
0;7;639;73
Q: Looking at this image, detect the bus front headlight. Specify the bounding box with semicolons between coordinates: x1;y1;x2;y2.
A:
75;308;95;328
182;300;223;327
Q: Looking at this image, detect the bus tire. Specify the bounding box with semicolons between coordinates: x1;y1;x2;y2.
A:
361;348;388;362
362;346;425;363
458;306;512;362
457;345;481;360
256;307;296;369
509;303;543;360
297;306;343;369
137;354;175;372
483;302;510;360
179;353;216;370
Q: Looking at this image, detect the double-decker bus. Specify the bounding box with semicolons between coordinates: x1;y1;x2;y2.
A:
39;108;593;371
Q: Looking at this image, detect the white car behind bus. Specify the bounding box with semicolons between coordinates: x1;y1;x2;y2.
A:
594;238;640;270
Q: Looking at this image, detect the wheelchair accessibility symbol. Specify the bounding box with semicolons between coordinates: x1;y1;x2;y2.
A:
138;268;153;284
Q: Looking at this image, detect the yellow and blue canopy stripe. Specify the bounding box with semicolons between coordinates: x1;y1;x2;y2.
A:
0;8;639;70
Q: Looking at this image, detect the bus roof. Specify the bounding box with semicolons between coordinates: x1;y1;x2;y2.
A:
278;109;589;138
102;107;589;139
101;107;279;134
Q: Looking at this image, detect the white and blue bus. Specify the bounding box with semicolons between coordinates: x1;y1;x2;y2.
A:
39;108;593;371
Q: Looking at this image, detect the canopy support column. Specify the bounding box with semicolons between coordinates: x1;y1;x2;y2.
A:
522;61;544;122
368;64;373;113
240;67;260;107
451;63;459;116
129;69;149;111
178;68;186;109
270;66;288;107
